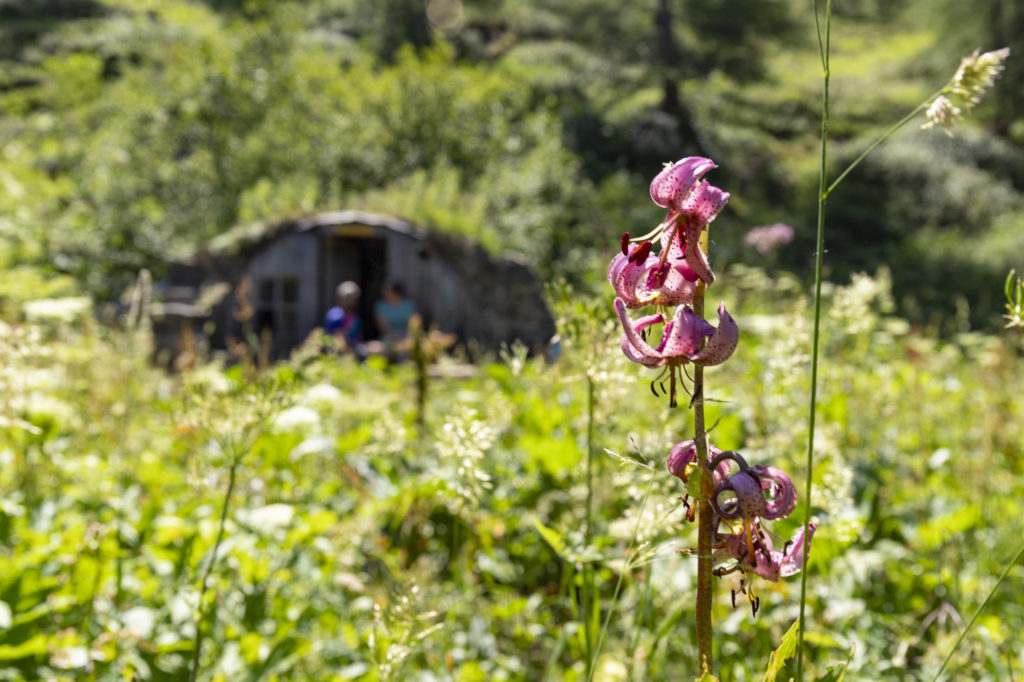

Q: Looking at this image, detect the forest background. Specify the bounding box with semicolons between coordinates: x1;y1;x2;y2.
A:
2;0;1024;680
2;0;1023;324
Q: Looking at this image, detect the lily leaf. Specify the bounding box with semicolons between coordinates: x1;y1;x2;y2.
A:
763;619;800;682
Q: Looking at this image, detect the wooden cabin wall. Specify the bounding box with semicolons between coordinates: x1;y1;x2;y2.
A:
245;232;319;352
384;231;468;338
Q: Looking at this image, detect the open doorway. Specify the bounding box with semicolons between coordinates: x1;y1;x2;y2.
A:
319;235;387;340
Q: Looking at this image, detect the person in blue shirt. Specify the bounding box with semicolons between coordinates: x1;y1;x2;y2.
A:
324;281;363;354
374;279;417;356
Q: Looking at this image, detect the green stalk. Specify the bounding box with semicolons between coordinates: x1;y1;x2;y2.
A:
583;374;596;675
824;96;937;199
189;451;240;682
932;540;1024;680
586;374;595;548
797;6;955;677
796;1;831;679
692;281;714;673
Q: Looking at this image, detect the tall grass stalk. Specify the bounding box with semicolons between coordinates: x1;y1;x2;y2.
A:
930;515;1024;678
796;2;831;678
796;2;976;674
583;374;597;676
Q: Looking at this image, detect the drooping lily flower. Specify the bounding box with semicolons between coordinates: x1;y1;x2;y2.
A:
642;157;731;285
607;238;698;309
709;458;804;583
614;298;738;369
713;522;815;582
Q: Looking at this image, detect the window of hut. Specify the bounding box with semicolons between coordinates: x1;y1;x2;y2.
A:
256;276;300;335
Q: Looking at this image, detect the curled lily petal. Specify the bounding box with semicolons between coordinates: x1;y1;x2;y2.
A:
753;523;815;582
641;260;698;307
749;464;797;520
778;523;814;578
609;250;697;308
614;297;665;367
607;252;649;307
667;440;731;483
667;441;697;480
650;157;717;210
659;306;714;359
692;303;738;367
712;470;767;521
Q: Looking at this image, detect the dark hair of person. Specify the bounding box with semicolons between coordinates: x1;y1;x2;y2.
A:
384;279;406;298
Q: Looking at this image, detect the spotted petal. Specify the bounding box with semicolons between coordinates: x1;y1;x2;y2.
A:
712;470;768;521
678;180;730;226
753;524;815;582
691;303;738;367
680;215;715;284
608;250;697;308
614;297;666;367
659;306;715;359
650;157;717;210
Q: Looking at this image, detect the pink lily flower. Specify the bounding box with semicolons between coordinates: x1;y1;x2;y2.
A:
647;157;730;285
614;297;738;369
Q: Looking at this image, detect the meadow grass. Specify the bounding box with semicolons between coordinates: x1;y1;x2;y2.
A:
2;261;1022;679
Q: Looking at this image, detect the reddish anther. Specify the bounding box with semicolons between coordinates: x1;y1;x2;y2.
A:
628;240;652;264
620;232;631;255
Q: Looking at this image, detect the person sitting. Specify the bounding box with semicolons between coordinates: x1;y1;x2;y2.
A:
374;279;417;358
324;281;363;354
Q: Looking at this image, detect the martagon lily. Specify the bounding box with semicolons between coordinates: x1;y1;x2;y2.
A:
611;156;736;406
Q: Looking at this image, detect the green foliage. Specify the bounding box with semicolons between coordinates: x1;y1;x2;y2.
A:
0;0;1019;326
0;1;605;294
763;619;800;682
1;266;1023;679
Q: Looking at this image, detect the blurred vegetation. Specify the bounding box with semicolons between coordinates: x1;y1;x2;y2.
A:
1;267;1022;679
0;0;1021;327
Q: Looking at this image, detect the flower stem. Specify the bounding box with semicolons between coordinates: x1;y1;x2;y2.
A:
796;2;831;679
693;280;714;673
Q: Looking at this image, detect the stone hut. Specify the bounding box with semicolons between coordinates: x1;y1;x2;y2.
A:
153;210;556;358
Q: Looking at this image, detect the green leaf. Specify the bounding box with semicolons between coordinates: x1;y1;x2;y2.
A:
694;672;720;682
532;518;569;561
1005;269;1016;301
763;619;800;682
